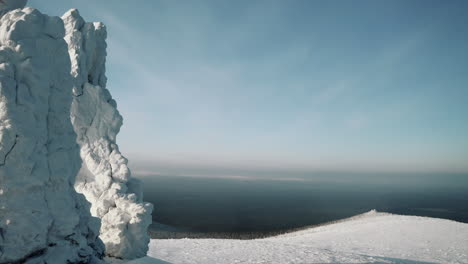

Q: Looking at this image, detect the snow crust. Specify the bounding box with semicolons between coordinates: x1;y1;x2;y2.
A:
0;6;104;264
142;211;468;264
62;9;153;260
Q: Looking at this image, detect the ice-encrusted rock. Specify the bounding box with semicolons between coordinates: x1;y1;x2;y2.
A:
0;6;104;264
62;9;153;260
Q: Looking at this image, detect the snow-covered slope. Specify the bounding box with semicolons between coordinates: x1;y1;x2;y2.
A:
130;211;468;264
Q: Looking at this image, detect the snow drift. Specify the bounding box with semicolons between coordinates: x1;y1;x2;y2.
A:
63;9;153;260
145;211;468;264
0;2;152;263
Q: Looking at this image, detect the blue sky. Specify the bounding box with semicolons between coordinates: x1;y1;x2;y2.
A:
30;0;468;173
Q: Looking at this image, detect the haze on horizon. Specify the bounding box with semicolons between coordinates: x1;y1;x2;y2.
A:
31;0;468;174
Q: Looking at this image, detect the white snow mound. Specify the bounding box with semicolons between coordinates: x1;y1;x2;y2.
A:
131;211;468;264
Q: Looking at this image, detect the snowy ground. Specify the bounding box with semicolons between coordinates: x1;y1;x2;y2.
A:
123;210;468;264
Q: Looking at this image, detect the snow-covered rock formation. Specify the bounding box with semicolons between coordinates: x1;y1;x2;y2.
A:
0;2;152;262
63;9;153;260
0;4;104;264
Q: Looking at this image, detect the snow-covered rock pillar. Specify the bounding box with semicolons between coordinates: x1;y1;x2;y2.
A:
62;9;153;260
0;6;104;264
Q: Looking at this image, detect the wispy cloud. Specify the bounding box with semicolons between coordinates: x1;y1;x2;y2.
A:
31;0;468;173
133;170;309;182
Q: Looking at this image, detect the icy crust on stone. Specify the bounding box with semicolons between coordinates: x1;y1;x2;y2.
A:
0;7;104;264
63;9;153;260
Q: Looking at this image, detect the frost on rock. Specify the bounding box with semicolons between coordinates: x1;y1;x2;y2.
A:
0;6;104;264
62;9;153;260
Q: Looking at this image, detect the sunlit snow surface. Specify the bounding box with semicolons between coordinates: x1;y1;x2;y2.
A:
124;211;468;264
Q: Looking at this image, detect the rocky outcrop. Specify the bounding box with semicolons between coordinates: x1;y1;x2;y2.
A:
63;9;153;260
0;2;153;262
0;4;104;264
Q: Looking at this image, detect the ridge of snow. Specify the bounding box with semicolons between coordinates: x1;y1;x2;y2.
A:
142;212;468;264
62;8;153;260
0;6;104;263
271;209;388;239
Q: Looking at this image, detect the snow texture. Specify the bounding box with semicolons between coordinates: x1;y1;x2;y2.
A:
62;9;153;260
140;211;468;264
0;5;104;264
